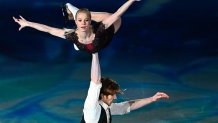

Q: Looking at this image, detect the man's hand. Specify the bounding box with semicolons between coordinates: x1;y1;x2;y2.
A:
152;92;169;102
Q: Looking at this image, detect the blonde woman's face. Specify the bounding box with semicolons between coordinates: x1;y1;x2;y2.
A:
75;13;91;32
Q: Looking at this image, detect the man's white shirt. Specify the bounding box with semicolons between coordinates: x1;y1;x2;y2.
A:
83;81;131;123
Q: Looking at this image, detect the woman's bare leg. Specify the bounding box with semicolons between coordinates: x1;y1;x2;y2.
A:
91;12;121;33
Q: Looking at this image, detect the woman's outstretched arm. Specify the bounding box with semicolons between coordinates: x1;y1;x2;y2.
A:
13;15;70;39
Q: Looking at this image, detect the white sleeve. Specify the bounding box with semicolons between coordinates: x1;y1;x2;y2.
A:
110;101;131;115
83;81;102;122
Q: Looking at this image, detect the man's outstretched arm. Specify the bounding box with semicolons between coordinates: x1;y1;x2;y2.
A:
129;92;169;110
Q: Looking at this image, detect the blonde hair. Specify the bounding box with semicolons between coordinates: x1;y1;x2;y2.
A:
75;8;91;20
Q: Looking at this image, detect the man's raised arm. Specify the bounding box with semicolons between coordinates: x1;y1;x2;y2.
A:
91;53;101;84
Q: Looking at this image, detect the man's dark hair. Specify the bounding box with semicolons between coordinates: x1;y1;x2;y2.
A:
99;77;120;100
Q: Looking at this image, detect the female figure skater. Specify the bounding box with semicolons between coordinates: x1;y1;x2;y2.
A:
13;0;140;53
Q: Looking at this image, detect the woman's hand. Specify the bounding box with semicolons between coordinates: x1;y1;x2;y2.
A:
13;15;28;31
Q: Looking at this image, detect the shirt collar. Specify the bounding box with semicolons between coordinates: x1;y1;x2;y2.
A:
99;100;110;110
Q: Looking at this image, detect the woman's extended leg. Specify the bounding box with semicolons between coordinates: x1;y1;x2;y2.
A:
64;3;121;33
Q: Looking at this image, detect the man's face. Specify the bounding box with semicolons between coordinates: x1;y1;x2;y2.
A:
101;94;117;106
